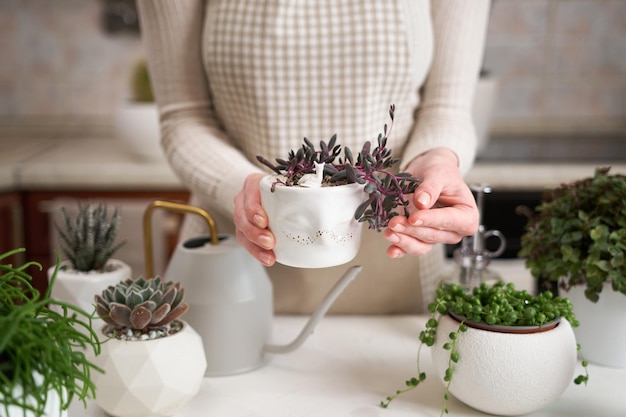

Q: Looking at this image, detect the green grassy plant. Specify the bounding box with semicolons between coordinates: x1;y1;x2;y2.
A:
0;248;102;417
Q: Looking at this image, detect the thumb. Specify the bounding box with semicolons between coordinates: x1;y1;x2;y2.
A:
413;179;442;210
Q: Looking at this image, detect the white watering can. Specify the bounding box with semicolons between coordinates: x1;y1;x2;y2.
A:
143;200;361;376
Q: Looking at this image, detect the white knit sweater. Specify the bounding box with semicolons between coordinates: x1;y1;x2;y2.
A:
137;0;490;313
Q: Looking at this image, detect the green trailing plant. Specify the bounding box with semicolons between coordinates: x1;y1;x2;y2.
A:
0;248;102;417
130;59;154;103
381;281;588;416
56;202;127;272
518;167;626;302
95;276;189;334
256;104;422;231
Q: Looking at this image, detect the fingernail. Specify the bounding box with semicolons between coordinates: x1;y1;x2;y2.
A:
387;233;400;244
253;214;265;228
410;219;424;226
391;224;405;233
417;193;430;207
259;251;273;265
258;234;273;249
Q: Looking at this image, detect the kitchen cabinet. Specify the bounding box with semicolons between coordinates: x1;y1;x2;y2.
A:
0;192;24;264
21;189;190;295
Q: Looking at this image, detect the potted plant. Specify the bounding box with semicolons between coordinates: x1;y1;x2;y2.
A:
48;201;130;317
381;281;588;416
91;276;206;417
1;248;102;417
519;166;626;367
115;58;164;162
257;104;421;268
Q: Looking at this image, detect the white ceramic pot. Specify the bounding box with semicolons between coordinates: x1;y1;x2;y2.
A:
115;103;165;162
91;320;206;417
431;314;577;416
259;175;365;268
48;259;132;315
566;283;626;367
0;373;67;417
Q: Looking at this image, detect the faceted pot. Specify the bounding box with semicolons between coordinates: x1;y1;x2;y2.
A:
566;282;626;368
259;175;366;268
431;314;577;416
91;320;206;417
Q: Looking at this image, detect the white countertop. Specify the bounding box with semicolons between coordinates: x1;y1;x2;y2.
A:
1;136;625;192
0;137;182;191
68;313;625;417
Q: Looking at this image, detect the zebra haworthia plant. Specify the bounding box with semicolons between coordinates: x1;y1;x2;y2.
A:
95;277;189;333
56;202;126;272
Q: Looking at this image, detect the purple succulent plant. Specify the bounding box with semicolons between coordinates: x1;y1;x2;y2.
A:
256;105;421;231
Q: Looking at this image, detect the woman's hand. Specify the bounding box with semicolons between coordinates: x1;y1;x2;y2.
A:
383;147;479;258
233;173;276;266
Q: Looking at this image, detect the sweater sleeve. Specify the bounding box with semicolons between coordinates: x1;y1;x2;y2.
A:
137;0;263;219
401;0;491;176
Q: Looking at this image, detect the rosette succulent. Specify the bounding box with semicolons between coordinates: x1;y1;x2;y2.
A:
95;277;189;331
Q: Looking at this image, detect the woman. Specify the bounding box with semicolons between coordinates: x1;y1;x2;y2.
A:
137;0;490;313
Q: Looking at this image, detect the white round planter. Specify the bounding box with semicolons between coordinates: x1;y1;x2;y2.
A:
48;259;132;315
91;320;206;417
259;175;365;268
431;314;577;416
566;283;626;367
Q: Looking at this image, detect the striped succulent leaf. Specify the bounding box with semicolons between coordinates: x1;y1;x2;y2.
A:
56;202;126;272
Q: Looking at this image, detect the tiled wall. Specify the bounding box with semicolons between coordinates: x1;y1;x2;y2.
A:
1;0;625;134
485;0;626;132
0;0;143;117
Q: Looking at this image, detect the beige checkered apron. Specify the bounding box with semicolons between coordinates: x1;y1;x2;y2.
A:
137;0;490;313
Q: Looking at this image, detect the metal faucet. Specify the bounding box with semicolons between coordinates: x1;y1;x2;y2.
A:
453;183;507;289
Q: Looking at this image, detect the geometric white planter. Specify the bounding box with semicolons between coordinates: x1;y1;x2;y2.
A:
259;175;365;268
91;321;206;417
566;283;626;368
47;259;132;316
431;314;577;416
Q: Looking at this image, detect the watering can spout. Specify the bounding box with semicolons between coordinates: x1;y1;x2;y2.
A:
263;265;362;354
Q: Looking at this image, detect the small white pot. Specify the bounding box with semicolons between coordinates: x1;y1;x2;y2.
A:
0;373;67;417
431;314;577;416
48;259;132;315
566;283;626;367
259;175;365;268
115;102;165;162
92;320;206;417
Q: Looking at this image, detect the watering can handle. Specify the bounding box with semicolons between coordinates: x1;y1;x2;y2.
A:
143;200;219;278
263;265;362;354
